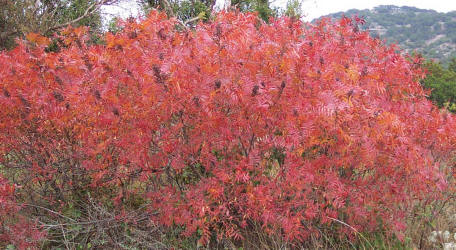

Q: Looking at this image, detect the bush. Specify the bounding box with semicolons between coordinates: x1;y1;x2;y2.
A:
0;11;455;247
0;175;45;248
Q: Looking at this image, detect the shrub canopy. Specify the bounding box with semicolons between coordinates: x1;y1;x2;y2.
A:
0;11;455;246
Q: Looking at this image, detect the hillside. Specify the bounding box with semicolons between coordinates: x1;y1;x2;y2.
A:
321;5;456;63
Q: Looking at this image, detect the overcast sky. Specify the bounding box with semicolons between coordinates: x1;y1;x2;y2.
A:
102;0;456;22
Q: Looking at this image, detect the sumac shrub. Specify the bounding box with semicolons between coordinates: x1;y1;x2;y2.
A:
0;11;455;247
0;175;44;248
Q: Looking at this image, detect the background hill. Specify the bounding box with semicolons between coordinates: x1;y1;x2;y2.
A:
321;5;456;64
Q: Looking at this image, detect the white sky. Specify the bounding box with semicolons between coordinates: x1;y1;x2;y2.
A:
101;0;141;21
101;0;456;22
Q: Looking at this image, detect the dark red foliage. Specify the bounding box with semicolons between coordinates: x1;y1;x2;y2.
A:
0;176;44;248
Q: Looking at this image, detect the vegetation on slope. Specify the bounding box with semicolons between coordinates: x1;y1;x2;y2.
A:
324;5;456;64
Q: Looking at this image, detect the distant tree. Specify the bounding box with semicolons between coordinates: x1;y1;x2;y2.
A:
0;0;120;50
448;57;456;72
138;0;215;23
283;0;303;19
138;0;281;22
422;59;456;112
231;0;278;21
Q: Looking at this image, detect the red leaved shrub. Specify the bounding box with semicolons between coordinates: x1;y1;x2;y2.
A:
0;175;45;248
0;11;455;247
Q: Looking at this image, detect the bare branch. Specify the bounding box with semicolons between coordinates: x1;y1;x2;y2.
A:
161;0;175;17
46;0;116;32
183;14;203;25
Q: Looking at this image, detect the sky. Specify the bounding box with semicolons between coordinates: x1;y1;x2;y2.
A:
101;0;141;22
101;0;456;23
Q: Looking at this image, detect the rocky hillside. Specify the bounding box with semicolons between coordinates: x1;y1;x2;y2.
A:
320;5;456;63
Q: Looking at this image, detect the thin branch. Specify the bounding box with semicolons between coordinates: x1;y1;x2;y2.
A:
22;203;77;222
183;15;203;26
47;0;114;32
161;0;174;17
173;13;205;29
0;30;19;40
326;216;374;249
239;136;248;157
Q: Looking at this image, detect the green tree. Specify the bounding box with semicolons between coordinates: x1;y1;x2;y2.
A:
283;0;303;19
231;0;278;21
138;0;282;22
448;57;456;72
0;0;119;50
138;0;215;22
422;59;456;112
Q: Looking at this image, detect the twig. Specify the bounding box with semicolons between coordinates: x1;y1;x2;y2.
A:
183;15;203;26
326;216;374;249
161;0;175;17
47;0;114;32
22;203;77;222
60;222;71;250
